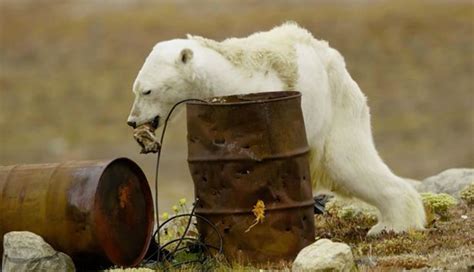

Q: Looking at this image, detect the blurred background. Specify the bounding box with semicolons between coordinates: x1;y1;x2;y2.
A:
1;0;473;210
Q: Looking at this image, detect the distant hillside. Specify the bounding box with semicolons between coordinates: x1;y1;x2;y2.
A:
1;0;472;208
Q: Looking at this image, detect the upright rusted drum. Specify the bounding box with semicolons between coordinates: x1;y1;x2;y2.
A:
0;158;154;268
187;91;315;265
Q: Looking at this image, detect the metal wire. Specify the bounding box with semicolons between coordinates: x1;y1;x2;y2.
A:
153;98;207;257
148;98;224;269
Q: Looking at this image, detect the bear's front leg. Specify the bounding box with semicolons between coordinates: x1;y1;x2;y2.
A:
365;179;426;235
322;122;426;235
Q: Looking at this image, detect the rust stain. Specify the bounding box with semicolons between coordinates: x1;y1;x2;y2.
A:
118;184;130;209
186;91;315;265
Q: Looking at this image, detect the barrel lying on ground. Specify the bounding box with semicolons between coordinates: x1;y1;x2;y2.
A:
0;158;154;269
187;91;315;265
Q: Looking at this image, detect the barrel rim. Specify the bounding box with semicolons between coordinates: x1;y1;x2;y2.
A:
187;90;301;106
93;157;154;267
195;199;315;215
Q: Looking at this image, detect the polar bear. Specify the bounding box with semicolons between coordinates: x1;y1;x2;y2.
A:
127;22;426;235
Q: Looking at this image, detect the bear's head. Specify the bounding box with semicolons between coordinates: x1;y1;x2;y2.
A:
127;40;198;129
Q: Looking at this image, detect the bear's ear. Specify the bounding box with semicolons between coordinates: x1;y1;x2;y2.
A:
179;48;193;64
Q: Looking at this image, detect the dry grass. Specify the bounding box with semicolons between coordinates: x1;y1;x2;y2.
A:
108;258;292;272
105;202;472;271
315;202;474;270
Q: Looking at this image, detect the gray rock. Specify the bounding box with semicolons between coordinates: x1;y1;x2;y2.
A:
292;238;356;272
2;231;75;272
416;168;474;199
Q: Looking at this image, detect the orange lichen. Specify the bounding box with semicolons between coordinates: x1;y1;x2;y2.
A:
245;200;265;233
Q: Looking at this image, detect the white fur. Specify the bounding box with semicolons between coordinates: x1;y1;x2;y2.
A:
128;23;426;235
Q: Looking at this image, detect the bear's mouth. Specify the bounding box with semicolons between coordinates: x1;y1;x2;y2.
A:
133;122;160;154
150;115;160;129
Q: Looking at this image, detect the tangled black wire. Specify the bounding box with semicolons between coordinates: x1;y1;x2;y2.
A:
142;99;225;270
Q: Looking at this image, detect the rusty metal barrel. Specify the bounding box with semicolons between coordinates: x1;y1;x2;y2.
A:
186;91;315;265
0;158;154;268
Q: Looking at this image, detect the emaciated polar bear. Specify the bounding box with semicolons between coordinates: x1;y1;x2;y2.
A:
127;23;426;235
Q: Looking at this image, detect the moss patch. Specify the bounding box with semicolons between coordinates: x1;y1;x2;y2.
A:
461;183;474;206
315;202;474;270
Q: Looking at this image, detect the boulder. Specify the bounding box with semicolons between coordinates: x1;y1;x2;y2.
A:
2;231;75;272
416;169;474;199
292;238;356;272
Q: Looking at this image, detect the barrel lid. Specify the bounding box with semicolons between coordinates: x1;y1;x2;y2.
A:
187;91;301;106
93;158;154;267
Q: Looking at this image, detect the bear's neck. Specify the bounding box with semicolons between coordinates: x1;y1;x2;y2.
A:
195;46;286;98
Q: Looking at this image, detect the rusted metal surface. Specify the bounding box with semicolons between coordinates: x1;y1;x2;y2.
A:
186;91;315;265
0;158;154;268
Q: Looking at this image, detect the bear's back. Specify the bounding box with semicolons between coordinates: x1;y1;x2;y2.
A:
188;22;326;89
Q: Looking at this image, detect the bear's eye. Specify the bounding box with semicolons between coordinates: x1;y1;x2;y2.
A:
143;90;152;95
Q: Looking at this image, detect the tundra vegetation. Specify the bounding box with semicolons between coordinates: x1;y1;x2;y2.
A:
1;0;472;270
108;190;473;271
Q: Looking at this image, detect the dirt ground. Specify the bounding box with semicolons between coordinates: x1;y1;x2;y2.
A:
315;202;473;270
105;202;472;271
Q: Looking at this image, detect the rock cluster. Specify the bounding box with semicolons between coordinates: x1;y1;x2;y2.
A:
416;168;474;199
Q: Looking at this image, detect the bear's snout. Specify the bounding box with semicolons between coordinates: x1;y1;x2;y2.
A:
127;121;137;128
127;115;160;129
